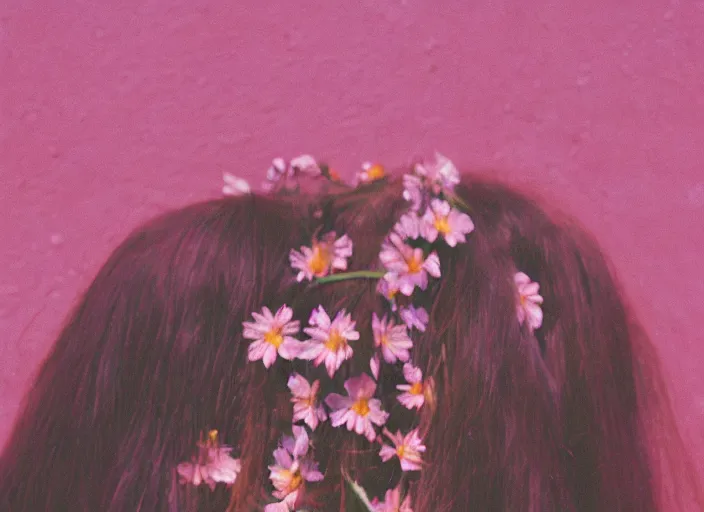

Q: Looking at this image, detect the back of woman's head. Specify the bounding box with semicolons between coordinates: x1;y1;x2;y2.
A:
0;165;699;511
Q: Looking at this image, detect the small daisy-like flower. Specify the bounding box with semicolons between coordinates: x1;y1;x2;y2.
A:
289;232;353;282
372;313;412;364
414;152;460;195
420;199;475;247
243;305;302;368
515;272;544;331
399;305;429;332
376;278;400;309
396;363;427;410
379;234;441;296
222;173;251;196
379;428;426;472
356;162;386;185
288;373;327;430
268;426;324;505
289;154;321;177
325;374;389;442
372;486;414;512
393;211;422;240
177;430;242;490
299;307;359;378
402;173;425;211
267;157;288;181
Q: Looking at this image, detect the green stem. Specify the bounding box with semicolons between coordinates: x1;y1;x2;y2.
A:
316;271;386;284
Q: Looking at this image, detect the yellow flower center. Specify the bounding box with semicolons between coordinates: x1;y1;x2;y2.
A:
282;468;303;492
264;328;284;348
396;444;406;459
366;164;385;181
325;329;346;352
519;294;526;306
406;253;423;274
409;382;423;395
208;430;218;443
351;398;370;416
434;215;451;234
309;243;330;275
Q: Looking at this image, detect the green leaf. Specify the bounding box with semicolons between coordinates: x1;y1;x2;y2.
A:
343;472;376;512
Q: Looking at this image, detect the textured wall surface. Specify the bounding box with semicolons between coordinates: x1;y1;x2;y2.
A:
1;0;703;487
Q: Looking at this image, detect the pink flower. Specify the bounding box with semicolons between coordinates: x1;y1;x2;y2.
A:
414;152;460;195
376;278;400;310
399;305;429;332
402;173;424;212
420;199;474;247
515;272;544;331
396;363;426;410
372;313;412;364
289;232;353;282
299;307;359;377
222;173;251;196
370;354;381;380
288;373;327;430
372;486;413;512
243;305;303;368
379;428;426;472
289;154;321;177
177;431;241;490
393;212;422;240
268;426;324;504
379;233;441;296
325;374;389;442
264;493;298;512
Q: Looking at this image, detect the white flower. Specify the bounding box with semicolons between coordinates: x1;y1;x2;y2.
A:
396;363;426;410
289;232;353;282
288;373;327;430
399;305;429;332
379;233;441;296
222;173;251;196
290;154;321;176
266;157;288;182
515;272;544;331
325;374;389;442
420;199;474;247
299;307;359;377
379;428;426;472
243;305;303;368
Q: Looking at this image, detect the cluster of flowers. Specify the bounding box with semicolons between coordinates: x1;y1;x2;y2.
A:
222;154;386;197
180;153;545;511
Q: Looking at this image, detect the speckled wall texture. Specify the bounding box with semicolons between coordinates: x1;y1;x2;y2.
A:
1;0;703;488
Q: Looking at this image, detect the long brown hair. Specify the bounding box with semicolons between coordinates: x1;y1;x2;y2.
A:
0;173;699;511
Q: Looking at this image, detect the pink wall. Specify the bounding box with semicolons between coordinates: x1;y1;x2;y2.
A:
1;0;703;487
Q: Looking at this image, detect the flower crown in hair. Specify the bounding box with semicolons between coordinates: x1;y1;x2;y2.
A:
178;153;545;510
